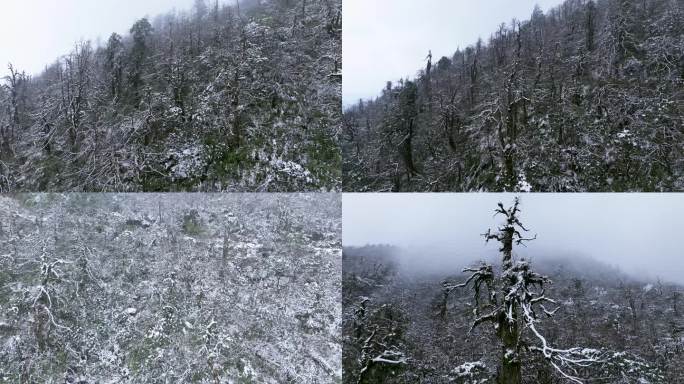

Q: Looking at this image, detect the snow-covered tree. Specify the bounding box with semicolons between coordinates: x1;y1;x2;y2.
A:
444;198;657;383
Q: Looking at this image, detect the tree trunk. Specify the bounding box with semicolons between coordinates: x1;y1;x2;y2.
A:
401;119;418;179
499;314;522;383
498;227;521;384
500;339;522;384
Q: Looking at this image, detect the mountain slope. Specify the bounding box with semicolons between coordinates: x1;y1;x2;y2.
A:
0;0;341;192
342;0;683;192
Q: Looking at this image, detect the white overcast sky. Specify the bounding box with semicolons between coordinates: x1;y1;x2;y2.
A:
0;0;211;78
343;194;684;284
343;0;566;106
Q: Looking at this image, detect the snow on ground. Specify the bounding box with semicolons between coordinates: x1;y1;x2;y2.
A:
0;193;342;383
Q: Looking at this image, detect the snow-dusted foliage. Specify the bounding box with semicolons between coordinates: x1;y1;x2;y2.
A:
353;299;408;383
451;361;489;383
0;193;342;382
0;0;341;192
342;0;684;192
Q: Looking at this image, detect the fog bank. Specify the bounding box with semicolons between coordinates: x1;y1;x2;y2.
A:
343;194;684;284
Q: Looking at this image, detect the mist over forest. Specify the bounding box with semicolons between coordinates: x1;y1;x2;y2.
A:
346;246;638;286
343;195;684;383
343;193;684;285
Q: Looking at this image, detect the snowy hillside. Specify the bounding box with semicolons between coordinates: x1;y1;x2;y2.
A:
342;0;683;191
0;0;341;192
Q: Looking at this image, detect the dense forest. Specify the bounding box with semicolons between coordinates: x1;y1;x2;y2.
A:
342;202;684;383
0;193;342;382
342;0;683;192
0;0;341;192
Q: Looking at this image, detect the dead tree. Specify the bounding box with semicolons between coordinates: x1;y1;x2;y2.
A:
61;42;92;152
2;64;29;155
32;244;72;350
443;198;605;384
674;291;680;316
